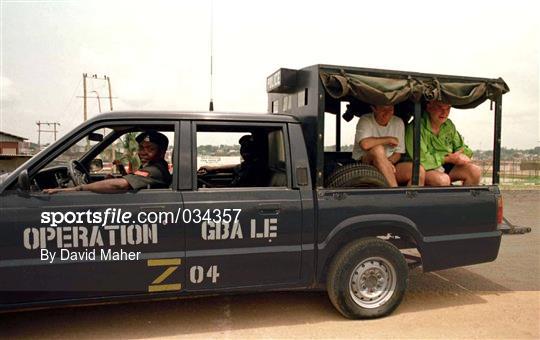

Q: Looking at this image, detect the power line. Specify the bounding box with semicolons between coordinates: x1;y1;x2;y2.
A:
58;77;83;123
36;121;60;150
56;77;87;142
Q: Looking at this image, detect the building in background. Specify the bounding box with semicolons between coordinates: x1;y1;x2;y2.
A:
0;131;32;174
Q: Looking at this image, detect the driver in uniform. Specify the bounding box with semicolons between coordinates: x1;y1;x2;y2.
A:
44;130;171;194
197;134;268;187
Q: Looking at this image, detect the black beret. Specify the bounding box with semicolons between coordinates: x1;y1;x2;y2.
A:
239;134;262;155
136;130;169;151
239;134;254;145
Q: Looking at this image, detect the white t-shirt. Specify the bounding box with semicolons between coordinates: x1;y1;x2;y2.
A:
351;113;405;160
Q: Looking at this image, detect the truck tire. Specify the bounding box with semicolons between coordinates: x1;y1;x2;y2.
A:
326;163;388;188
327;237;408;319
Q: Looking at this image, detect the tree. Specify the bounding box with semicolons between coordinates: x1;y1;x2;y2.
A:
119;132;140;172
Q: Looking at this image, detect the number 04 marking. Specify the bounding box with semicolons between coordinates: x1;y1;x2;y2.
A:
190;265;220;284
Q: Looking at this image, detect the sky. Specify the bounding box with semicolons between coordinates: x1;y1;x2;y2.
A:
1;0;538;149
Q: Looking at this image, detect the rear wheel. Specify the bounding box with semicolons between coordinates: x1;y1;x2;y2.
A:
327;237;408;319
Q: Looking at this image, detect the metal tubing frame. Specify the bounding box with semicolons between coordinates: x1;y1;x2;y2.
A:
412;103;422;186
336;112;341;152
492;95;502;184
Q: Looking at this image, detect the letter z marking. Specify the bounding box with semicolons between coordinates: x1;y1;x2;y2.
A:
147;258;182;292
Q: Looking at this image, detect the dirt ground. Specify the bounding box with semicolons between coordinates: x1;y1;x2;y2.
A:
1;190;539;339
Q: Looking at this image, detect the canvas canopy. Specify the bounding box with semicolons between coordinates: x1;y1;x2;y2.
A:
320;70;509;109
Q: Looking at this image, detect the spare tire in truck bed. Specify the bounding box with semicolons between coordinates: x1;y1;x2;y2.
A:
326;163;389;188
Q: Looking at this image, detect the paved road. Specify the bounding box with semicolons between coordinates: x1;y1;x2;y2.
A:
2;190;539;339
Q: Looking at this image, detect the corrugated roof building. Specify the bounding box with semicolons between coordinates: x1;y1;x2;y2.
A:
0;131;31;173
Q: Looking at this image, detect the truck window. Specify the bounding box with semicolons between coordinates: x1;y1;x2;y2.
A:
27;125;175;192
196;126;288;189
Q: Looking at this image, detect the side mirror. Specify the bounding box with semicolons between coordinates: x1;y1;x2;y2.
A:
90;158;104;172
88;132;103;142
17;169;30;191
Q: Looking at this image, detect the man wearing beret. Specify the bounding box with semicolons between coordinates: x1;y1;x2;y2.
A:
197;134;268;187
44;130;172;194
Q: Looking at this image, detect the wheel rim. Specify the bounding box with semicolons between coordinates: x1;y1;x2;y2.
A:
349;257;397;309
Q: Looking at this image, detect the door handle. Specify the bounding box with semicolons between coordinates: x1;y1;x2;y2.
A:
332;192;347;200
258;203;280;215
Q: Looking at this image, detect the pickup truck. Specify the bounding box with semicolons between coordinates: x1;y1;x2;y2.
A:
0;64;508;318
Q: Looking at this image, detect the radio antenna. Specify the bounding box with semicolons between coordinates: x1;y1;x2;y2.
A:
209;0;214;111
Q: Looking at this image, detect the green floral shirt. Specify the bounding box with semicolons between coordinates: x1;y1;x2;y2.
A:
405;112;473;171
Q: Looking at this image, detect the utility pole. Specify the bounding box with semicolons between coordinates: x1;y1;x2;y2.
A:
78;73;117;161
105;76;114;162
79;73;116;121
83;73;88;121
91;91;102;113
36;121;60;150
106;75;113;111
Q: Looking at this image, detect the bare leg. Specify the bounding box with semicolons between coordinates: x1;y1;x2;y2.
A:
425;170;451;186
395;162;425;186
363;145;398;187
449;163;482;185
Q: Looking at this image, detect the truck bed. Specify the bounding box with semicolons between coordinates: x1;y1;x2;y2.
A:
316;185;501;277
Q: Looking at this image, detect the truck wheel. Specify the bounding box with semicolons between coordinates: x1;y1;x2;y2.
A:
326;163;388;188
327;237;408;319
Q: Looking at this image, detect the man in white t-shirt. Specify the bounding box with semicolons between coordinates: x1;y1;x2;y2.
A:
351;105;413;187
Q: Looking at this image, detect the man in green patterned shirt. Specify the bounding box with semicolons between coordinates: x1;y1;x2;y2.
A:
405;100;482;186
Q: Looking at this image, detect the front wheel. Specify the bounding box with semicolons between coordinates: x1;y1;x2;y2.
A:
327;237;408;319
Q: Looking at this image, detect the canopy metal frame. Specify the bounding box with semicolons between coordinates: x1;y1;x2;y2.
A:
267;64;507;187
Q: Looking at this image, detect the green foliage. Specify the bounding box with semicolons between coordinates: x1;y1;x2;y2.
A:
473;147;540;161
323;145;539;160
197;144;240;156
120;132;140;170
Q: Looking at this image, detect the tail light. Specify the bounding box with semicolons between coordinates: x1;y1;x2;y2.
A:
497;196;503;224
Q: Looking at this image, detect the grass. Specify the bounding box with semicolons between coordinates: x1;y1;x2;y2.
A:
499;184;540;190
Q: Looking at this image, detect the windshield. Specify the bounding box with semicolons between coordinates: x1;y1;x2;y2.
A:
46;128;113;168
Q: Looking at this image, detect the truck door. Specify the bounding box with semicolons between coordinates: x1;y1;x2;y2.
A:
0;121;186;306
181;121;303;291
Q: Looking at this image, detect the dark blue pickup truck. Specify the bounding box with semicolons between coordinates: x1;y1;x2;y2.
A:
0;65;508;318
